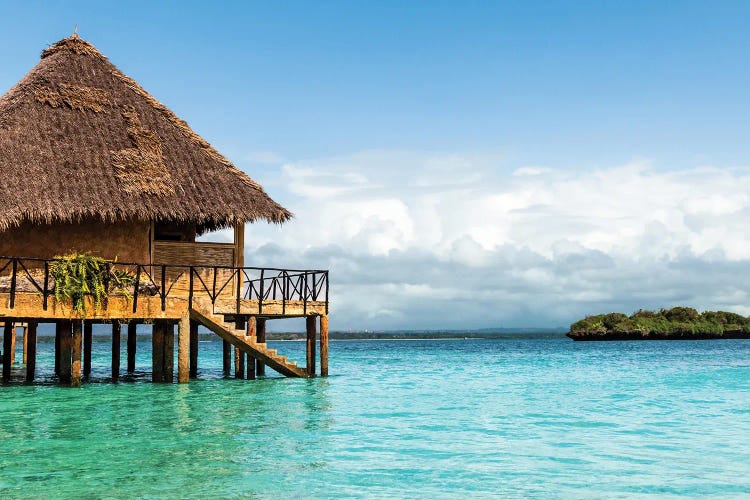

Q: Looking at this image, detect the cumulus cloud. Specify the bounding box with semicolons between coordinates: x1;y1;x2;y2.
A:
235;150;750;330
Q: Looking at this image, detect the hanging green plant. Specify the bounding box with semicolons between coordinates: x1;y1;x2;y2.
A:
50;253;137;316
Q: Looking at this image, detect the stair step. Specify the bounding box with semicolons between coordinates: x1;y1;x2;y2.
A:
266;349;277;356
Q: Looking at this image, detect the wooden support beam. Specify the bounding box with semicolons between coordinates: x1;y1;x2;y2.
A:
2;321;13;382
163;322;174;383
9;323;16;365
189;319;199;378
222;340;231;377
234;345;245;379
178;313;190;383
152;322;164;383
246;317;256;380
256;318;266;376
127;321;137;372
54;323;61;376
22;324;28;365
320;315;329;377
83;321;93;378
58;320;73;385
25;322;37;382
112;321;121;382
71;321;82;387
306;316;317;377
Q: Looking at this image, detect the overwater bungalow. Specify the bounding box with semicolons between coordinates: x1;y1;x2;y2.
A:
0;35;329;385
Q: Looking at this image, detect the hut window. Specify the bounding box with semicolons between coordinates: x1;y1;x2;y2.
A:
153;221;196;242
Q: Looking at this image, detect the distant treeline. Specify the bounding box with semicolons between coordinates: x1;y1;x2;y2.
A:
568;307;750;341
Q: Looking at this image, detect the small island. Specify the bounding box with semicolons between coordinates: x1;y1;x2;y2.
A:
568;307;750;341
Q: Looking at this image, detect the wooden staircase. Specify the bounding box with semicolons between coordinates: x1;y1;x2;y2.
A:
190;302;309;378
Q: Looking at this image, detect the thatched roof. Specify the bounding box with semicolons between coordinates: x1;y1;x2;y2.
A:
0;35;291;233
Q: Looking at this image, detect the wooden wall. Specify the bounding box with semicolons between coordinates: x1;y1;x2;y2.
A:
0;219;150;263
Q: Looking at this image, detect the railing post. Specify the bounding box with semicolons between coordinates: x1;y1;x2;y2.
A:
133;265;141;313
282;271;287;315
259;269;264;314
303;272;308;316
212;267;218;304
188;266;194;309
9;258;17;309
235;269;241;315
325;271;329;315
43;261;50;311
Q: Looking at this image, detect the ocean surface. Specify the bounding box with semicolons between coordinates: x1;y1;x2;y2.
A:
0;336;749;498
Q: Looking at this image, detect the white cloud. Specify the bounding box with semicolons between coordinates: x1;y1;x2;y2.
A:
238;150;750;330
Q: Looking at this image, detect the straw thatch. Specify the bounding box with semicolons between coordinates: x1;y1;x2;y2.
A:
0;35;292;233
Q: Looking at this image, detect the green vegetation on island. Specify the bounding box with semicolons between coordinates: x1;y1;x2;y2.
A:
568;307;750;341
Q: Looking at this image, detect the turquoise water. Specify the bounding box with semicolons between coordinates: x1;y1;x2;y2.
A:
1;337;749;498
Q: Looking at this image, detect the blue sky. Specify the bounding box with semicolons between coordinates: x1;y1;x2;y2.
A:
2;1;750;329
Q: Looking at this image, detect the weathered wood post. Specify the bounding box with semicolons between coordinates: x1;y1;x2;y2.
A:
58;320;73;385
112;320;121;382
189;319;199;378
152;322;164;382
127;321;137;372
178;313;190;383
71;321;83;387
320;315;329;377
222;340;231;377
256;318;266;376
2;320;14;382
163;322;174;383
25;322;37;382
306;316;316;377
83;321;93;378
9;322;16;365
22;324;28;365
54;323;61;376
234;346;245;379
246;317;256;380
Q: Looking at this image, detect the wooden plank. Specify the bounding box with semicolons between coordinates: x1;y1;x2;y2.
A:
2;320;13;382
25;322;37;382
163;322;174;383
112;321;121;382
320;315;329;377
127;322;137;372
189;320;198;378
178;313;189;383
306;316;316;377
83;321;92;377
71;321;82;387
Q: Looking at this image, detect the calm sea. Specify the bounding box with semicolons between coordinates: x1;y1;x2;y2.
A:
0;337;749;498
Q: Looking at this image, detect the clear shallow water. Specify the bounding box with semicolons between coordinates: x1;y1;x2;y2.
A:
0;337;749;498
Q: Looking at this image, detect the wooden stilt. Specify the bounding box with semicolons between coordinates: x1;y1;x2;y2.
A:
2;321;13;382
127;321;137;372
112;320;121;382
189;319;199;378
71;321;82;387
25;322;37;382
163;322;174;383
22;324;28;365
246;317;256;380
306;316;317;377
9;323;16;365
256;319;266;376
54;323;61;376
178;313;190;383
222;340;231;377
234;345;245;379
83;321;92;378
59;320;73;384
320;315;329;377
152;322;164;383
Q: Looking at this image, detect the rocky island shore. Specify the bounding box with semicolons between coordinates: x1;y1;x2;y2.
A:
567;307;750;341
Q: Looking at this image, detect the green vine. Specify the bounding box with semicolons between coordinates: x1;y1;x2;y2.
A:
50;254;137;317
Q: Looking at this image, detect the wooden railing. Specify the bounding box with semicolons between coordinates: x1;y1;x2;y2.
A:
0;256;329;316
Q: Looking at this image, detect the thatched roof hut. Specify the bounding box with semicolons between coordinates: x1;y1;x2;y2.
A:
0;35;291;264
